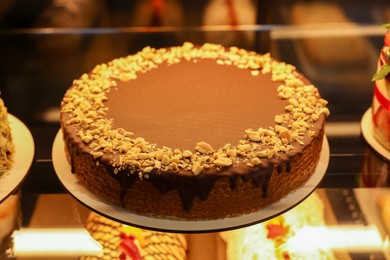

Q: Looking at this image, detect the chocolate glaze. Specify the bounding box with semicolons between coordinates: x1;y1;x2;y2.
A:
105;59;286;151
60;50;326;213
103;162;274;211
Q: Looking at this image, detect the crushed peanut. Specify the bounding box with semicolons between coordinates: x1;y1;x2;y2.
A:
214;157;233;167
195;141;214;154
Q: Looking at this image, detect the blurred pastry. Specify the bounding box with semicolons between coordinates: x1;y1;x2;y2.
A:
81;212;187;260
203;0;256;48
0;97;13;175
371;26;390;151
290;2;370;67
220;192;335;260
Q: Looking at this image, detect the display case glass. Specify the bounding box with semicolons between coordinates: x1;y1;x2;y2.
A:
0;0;389;259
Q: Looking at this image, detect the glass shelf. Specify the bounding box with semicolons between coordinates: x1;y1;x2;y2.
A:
0;0;389;258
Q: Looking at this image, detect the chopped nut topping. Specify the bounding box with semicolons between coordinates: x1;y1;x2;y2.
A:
226;149;237;158
251;157;262;165
195;141;214;154
91;151;103;159
266;149;276;159
245;129;261;142
154;160;162;169
214;157;233;167
143;166;153;173
192;162;203;175
82;135;93;143
182;150;193;158
161;154;170;166
274;115;283;124
255;150;267;158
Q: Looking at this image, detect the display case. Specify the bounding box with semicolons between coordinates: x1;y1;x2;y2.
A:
0;0;389;259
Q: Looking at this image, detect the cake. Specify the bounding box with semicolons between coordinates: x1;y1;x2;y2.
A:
371;25;390;151
60;42;329;219
80;212;187;260
0;97;14;175
220;192;335;260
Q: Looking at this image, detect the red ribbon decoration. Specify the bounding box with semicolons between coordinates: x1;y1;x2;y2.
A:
119;234;142;260
375;82;390;112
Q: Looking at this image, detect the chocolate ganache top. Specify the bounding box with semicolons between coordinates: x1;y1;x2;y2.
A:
106;59;285;151
60;42;329;177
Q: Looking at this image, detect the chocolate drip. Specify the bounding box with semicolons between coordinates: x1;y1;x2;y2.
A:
99;153;294;211
113;170;139;207
66;141;76;174
109;164;278;212
277;164;283;173
262;183;268;198
106;165;219;211
148;173;217;211
250;166;272;187
70;156;75;174
226;165;273;200
229;175;239;189
252;166;272;198
286;162;292;173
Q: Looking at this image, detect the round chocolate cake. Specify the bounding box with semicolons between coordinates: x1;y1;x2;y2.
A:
60;43;329;219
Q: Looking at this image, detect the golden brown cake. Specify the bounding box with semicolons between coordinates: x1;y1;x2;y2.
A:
0;97;14;175
81;212;187;260
60;43;329;219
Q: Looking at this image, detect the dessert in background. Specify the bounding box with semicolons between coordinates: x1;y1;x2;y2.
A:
220;192;335;260
0;97;14;175
130;0;183;27
202;0;256;48
288;2;377;108
290;3;370;68
60;42;329;219
80;212;187;260
371;25;390;151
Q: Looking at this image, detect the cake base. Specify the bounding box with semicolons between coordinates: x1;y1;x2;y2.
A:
361;108;390;162
53;130;329;233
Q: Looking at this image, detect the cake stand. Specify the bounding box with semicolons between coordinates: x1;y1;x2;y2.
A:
361;108;390;162
53;130;329;233
0;114;35;203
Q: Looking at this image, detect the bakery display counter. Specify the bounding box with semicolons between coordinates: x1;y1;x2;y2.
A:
1;189;389;259
0;102;387;258
0;0;389;258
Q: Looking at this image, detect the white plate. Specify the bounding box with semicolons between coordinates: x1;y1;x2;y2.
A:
0;114;35;203
361;108;390;161
53;130;329;233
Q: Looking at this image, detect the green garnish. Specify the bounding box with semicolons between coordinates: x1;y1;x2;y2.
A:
381;23;390;29
372;64;390;81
